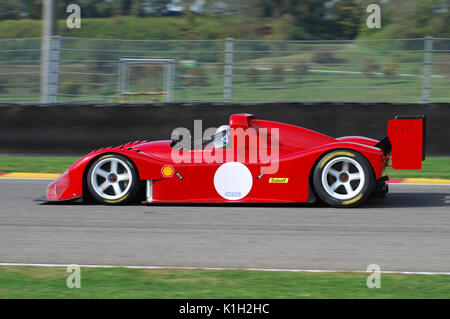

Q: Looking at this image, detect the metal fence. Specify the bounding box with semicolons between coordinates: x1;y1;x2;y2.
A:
0;36;449;103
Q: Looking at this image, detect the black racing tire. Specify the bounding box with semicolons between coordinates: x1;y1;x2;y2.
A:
86;154;140;205
313;150;375;208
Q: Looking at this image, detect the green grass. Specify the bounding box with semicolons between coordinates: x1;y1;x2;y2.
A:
0;156;80;173
386;157;450;179
2;73;448;103
0;266;449;298
0;156;448;179
173;76;449;103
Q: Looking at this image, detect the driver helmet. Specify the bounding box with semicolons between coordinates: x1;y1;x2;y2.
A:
214;125;230;149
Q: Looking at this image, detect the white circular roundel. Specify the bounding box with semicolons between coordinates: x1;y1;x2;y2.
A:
214;162;253;200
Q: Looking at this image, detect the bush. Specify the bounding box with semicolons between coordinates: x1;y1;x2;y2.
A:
245;68;259;83
184;67;209;86
271;65;284;82
0;16;266;41
0;76;6;93
294;64;309;75
272;14;311;40
59;81;82;95
312;51;342;64
292;64;309;83
434;55;450;76
383;57;398;76
214;65;224;77
362;59;380;76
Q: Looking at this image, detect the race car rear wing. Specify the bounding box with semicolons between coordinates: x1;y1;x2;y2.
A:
376;116;425;170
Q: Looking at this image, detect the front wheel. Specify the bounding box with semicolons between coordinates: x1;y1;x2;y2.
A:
313;150;374;207
86;154;140;205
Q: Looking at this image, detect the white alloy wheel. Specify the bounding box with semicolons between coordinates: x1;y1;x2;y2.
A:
321;156;365;200
90;157;133;201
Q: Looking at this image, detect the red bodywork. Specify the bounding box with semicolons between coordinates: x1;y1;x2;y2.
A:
44;114;424;204
388;118;424;169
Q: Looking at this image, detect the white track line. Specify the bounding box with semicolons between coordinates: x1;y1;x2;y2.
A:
0;262;449;275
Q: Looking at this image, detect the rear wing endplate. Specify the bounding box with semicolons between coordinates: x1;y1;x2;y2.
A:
387;115;425;170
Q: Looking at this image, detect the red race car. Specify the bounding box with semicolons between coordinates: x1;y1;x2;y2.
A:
37;113;425;207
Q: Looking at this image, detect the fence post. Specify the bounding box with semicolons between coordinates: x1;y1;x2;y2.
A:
40;35;60;104
421;36;433;103
40;0;59;103
49;36;60;103
165;60;175;102
224;37;234;102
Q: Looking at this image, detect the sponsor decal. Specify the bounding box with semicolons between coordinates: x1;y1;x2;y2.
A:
224;191;242;197
161;165;174;177
214;162;253;200
269;178;289;183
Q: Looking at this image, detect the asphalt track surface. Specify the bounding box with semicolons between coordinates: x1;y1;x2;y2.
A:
1;179;449;272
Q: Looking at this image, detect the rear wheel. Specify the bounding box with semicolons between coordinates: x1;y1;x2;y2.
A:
87;154;140;205
313;150;374;207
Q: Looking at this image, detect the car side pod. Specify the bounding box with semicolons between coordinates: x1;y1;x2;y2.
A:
387;115;425;170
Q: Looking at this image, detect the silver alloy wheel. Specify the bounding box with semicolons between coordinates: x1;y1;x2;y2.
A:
90;157;132;201
321;156;365;200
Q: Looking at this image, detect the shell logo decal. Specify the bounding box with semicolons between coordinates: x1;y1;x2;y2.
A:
161;165;174;177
